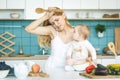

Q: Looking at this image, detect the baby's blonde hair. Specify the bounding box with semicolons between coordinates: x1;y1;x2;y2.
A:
76;24;90;40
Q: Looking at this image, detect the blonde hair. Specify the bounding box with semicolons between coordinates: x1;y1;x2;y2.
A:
38;7;72;48
76;24;90;40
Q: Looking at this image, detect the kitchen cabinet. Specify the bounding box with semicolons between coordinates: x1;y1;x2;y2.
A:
0;0;6;9
80;0;99;9
63;0;80;9
0;0;25;9
97;59;102;64
99;0;117;9
101;59;115;66
117;0;120;9
5;60;24;67
25;0;44;19
44;0;62;9
7;0;25;9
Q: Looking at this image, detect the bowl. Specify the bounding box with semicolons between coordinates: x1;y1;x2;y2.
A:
0;70;9;78
10;13;20;19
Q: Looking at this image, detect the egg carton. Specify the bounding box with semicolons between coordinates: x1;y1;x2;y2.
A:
0;32;16;56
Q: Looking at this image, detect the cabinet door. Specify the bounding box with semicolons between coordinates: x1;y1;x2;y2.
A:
5;60;24;67
0;0;6;9
80;0;99;9
7;0;25;9
25;0;44;19
63;0;80;9
99;0;117;9
101;59;115;66
117;0;120;9
97;59;102;64
44;0;62;9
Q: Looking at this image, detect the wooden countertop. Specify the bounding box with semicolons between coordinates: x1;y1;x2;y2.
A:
0;55;49;60
0;55;116;60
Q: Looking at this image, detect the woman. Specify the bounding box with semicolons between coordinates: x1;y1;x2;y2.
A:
25;7;74;71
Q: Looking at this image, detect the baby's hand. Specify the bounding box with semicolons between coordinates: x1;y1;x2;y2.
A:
86;57;92;62
48;7;56;12
66;59;73;66
66;56;71;60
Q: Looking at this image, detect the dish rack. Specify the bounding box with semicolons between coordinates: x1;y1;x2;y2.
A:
0;32;16;56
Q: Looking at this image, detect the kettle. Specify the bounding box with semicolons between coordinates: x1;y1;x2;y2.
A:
14;62;29;79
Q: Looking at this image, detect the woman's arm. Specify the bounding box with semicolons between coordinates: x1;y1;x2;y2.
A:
25;10;54;35
85;40;97;64
66;44;74;65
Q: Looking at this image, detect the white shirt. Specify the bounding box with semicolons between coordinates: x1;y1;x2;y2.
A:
66;40;96;61
45;32;70;71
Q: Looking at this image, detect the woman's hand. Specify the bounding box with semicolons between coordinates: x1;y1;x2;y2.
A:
86;57;92;62
42;7;56;20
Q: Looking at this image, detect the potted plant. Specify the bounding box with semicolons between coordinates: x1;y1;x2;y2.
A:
95;24;106;37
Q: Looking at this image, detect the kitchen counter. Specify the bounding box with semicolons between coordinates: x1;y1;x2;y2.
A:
3;68;120;80
0;55;116;60
0;55;49;60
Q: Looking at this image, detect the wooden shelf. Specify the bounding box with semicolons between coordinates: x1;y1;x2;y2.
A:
68;18;120;20
0;55;115;60
0;18;120;21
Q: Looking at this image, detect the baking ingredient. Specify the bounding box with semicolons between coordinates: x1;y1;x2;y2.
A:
85;64;96;74
32;64;40;73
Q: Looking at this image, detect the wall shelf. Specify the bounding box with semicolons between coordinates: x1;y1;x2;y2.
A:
0;18;120;21
68;18;120;20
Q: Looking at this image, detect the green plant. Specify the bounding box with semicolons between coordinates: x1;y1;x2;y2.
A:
95;24;106;33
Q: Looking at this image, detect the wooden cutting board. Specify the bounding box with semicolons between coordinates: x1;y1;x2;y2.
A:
79;73;120;79
115;28;120;52
28;71;49;77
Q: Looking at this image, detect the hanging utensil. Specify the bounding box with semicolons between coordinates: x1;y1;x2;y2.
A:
108;42;120;63
108;42;117;57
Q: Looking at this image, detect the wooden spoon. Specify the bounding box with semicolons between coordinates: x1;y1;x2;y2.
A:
35;8;62;14
108;42;117;57
35;8;48;14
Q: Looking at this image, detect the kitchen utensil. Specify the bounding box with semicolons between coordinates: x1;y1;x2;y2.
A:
14;62;29;79
115;28;120;52
108;42;117;57
0;32;16;56
108;42;120;63
35;8;62;14
79;72;120;79
35;8;47;14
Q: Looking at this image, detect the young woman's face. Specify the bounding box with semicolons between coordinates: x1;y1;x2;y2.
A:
49;15;66;32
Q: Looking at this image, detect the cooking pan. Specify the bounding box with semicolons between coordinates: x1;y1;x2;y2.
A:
108;42;120;63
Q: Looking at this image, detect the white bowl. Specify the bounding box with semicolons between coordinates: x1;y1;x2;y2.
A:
0;70;9;78
10;13;20;19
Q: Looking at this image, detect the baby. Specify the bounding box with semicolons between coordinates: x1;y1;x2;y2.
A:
65;24;97;71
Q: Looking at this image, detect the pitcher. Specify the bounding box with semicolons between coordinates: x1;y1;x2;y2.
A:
14;62;29;79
